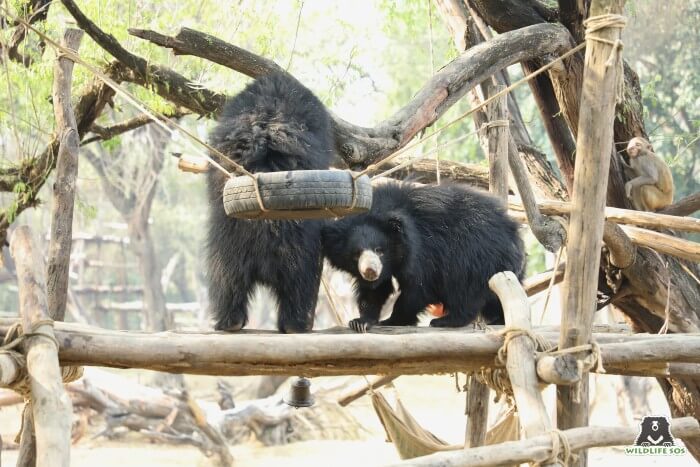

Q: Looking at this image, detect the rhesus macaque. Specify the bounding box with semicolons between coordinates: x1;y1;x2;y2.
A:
623;137;674;212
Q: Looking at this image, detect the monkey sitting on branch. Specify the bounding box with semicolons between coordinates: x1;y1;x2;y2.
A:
622;137;674;212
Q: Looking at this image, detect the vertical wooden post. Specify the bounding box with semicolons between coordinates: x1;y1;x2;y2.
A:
46;28;84;321
464;377;490;448
16;28;83;467
557;2;626;466
11;226;73;467
487;83;509;201
465;83;509;449
490;272;560;466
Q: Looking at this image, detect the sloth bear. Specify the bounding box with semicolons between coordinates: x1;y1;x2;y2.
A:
322;182;525;332
634;416;675;447
206;73;334;333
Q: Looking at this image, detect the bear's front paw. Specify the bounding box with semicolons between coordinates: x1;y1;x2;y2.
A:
349;317;377;333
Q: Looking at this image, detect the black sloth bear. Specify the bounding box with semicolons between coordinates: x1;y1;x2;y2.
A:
634;416;675;447
206;73;334;333
322;182;525;332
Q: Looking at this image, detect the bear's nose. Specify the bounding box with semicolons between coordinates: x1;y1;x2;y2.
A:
358;250;382;282
362;267;378;281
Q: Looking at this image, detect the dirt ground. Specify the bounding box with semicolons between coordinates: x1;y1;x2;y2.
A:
0;371;696;466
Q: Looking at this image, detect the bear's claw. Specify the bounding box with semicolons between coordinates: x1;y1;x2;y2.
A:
349;317;377;333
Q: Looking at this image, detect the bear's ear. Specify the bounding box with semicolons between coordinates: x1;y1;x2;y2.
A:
387;211;406;233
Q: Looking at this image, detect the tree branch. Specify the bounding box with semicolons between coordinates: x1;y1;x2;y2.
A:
125;23;574;167
659;192;700;217
0;0;52;67
60;0;225;116
128;27;284;78
82;109;190;146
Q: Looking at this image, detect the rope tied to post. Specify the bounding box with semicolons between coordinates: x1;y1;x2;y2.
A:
470;327;555;404
494;327;554;367
583;13;627;103
538;429;576;466
0;320;83;397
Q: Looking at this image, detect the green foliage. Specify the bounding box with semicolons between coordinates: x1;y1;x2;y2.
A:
624;0;700;201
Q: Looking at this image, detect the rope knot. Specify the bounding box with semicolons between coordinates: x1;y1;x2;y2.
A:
583;13;627;103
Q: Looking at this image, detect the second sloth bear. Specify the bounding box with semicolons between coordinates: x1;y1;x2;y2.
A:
206;73;334;333
322;182;525;332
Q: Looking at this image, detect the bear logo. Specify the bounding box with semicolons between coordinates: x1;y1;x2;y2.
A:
633;416;675;447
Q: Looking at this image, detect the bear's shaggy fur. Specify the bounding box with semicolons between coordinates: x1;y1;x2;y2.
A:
206;73;334;333
322;182;525;332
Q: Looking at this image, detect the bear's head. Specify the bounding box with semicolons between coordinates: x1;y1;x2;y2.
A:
322;210;417;288
634;416;674;446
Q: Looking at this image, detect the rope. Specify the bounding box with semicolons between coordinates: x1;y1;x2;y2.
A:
583;14;627;103
1;6;293;213
0;320;83;397
538;429;575;466
469;327;553;403
470;368;513;404
547;341;605;375
369;120;506;181
494;327;554;367
353;41;586;179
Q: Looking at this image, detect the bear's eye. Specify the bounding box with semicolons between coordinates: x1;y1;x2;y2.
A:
374;247;384;255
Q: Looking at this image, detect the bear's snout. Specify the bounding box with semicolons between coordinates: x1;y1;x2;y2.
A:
358;250;382;282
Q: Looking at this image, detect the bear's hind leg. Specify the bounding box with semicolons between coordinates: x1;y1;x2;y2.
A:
210;272;251;332
273;252;322;334
429;295;485;328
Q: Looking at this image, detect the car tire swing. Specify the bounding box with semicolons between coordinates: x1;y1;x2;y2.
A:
222;169;373;220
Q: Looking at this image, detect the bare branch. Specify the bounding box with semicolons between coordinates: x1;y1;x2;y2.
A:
0;0;52;67
659;192;700;217
60;0;225;116
126;23;574;167
128;27;284;78
82;109;190;146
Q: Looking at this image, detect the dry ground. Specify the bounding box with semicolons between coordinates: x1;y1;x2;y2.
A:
1;371;696;466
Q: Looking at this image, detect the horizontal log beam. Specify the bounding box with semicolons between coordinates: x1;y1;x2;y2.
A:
509;196;700;233
389;417;700;467
1;321;698;377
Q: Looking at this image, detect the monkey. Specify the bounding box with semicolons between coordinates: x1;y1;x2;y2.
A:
622;137;674;212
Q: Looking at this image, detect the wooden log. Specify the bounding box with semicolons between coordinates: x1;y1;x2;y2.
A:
388;416;700;467
16;408;36;467
489;272;554;462
509;197;700;234
337;375;397;406
510;209;695;264
0;352;22;386
46;28;84;321
536;354;581;385
0;321;698;376
464;376;490;448
11;226;73;467
558;4;627;466
463;83;507;449
619;225;700;263
523;263;566;296
487;83;509;201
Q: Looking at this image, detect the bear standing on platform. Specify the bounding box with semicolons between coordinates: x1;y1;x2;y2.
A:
206;73;334;333
322;182;525;332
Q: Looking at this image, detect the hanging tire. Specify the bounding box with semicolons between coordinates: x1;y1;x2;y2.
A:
223;170;373;220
